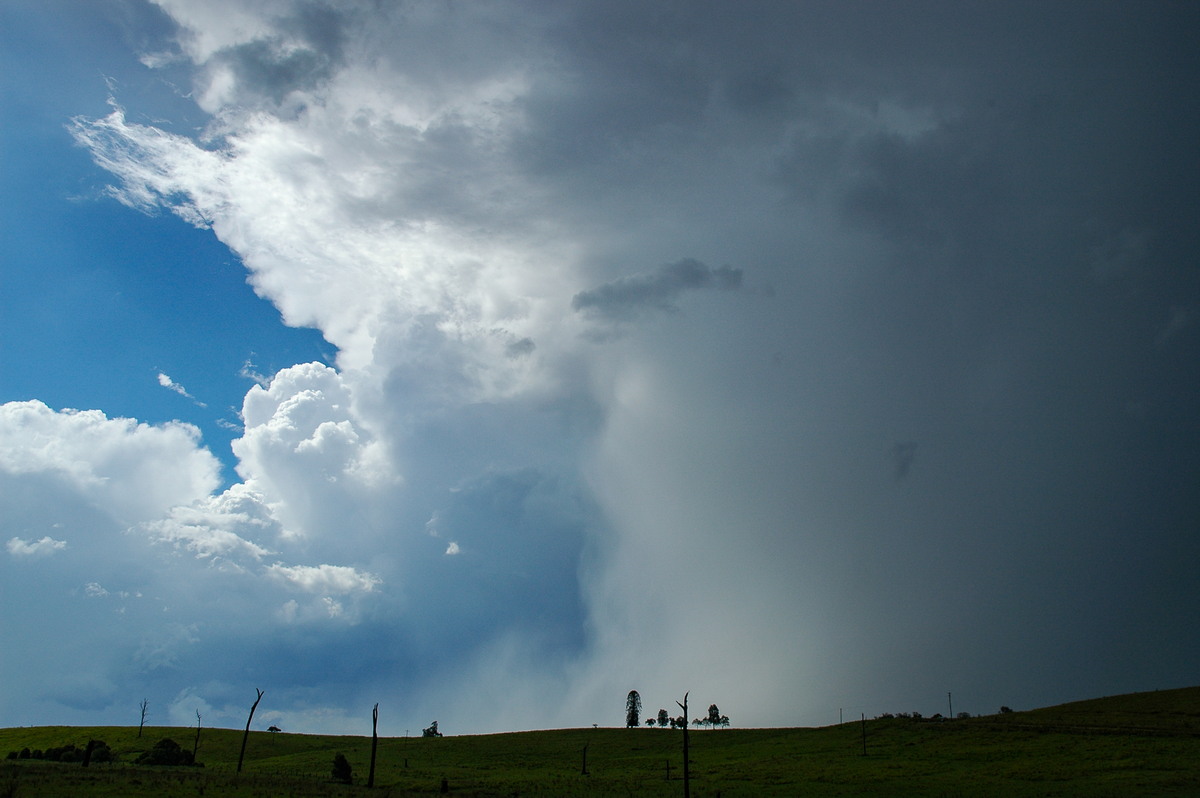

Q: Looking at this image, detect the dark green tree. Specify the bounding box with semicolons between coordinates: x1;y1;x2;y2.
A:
626;690;642;728
657;708;669;727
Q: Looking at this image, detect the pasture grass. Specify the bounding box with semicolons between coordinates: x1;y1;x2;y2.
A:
2;686;1198;796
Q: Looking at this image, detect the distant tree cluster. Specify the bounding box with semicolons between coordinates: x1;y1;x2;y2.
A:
874;711;973;721
7;741;112;765
423;721;443;737
694;704;730;728
636;699;729;729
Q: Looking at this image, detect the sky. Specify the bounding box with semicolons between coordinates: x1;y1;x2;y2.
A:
1;0;1198;736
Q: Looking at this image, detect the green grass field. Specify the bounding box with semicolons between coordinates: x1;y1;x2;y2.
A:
3;686;1198;796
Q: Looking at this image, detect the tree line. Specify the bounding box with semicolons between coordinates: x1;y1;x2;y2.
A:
626;690;729;729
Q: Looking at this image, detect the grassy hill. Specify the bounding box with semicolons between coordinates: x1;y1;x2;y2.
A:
2;686;1198;796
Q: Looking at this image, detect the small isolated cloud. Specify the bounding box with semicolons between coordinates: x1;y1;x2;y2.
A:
278;599;300;622
158;372;207;407
239;359;271;388
445;541;460;556
6;535;67;557
84;582;109;598
265;562;380;594
572;258;743;321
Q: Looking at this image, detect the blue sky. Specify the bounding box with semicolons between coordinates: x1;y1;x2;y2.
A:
2;0;1198;736
2;0;330;483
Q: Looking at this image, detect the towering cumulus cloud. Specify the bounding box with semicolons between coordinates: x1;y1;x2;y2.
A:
2;1;1197;733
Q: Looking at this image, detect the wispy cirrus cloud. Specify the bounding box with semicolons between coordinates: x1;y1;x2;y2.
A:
157;372;207;407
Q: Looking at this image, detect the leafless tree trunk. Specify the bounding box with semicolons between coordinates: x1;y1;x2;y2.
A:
193;710;202;759
236;688;265;774
138;699;149;738
368;703;379;788
676;692;690;798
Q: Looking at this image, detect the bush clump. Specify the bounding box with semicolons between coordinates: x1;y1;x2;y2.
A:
135;738;201;767
331;752;353;784
7;740;113;765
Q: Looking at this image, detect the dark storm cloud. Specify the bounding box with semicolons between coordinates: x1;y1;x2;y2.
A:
414;469;590;648
505;337;535;358
213;38;334;105
572;258;742;320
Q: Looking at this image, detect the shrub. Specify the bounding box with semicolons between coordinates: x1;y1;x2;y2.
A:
331;753;353;784
44;745;79;762
135;738;199;767
84;740;113;765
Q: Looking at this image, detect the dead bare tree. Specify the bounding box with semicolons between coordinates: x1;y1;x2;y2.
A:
193;709;202;759
676;691;690;798
236;688;265;774
368;703;379;788
138;699;149;737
